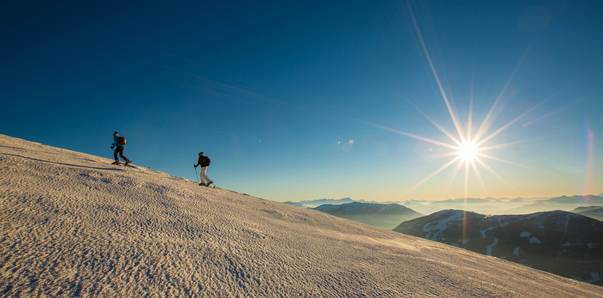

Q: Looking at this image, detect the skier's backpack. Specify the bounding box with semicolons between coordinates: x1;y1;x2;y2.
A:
200;156;210;167
117;136;127;145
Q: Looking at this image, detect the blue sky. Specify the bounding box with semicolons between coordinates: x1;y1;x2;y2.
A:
1;0;602;201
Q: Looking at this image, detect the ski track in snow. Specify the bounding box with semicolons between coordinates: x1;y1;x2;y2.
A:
486;238;499;256
1;134;602;297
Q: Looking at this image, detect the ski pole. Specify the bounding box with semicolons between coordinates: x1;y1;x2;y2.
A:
194;166;199;183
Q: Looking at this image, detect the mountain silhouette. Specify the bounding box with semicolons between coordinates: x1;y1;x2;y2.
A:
395;209;603;285
315;202;422;229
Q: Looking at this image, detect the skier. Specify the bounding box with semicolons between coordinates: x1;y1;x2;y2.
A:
111;131;131;166
194;152;213;186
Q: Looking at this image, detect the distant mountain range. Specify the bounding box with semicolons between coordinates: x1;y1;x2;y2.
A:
314;202;422;229
286;197;356;208
503;195;603;214
399;197;533;215
574;206;603;221
288;194;603;216
394;210;603;285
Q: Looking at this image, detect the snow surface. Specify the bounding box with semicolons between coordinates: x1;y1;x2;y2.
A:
422;211;463;240
480;226;496;239
1;134;602;297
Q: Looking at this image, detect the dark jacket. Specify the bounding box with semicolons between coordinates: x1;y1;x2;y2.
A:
111;134;126;149
197;155;211;167
111;134;119;149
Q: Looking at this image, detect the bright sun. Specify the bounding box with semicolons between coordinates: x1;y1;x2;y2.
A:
457;142;479;161
368;5;529;197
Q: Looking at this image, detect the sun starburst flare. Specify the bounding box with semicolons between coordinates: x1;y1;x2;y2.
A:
457;141;479;162
366;95;527;198
368;1;537;199
373;103;524;196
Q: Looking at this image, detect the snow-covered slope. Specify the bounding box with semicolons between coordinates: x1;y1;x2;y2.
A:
1;134;602;297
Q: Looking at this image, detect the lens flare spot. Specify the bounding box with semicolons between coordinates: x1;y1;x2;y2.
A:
457;142;479;161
